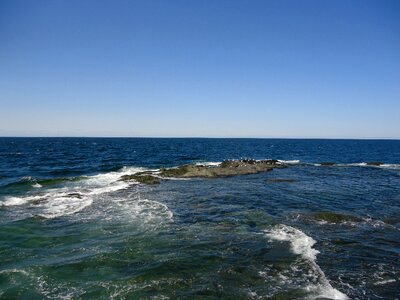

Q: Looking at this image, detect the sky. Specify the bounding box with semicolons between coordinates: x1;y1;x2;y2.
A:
0;0;399;138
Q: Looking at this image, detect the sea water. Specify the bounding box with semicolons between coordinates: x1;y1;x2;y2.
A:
0;138;399;299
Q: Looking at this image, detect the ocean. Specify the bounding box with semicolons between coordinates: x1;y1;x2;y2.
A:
0;138;399;299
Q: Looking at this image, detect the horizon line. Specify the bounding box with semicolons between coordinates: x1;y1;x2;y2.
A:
0;136;399;140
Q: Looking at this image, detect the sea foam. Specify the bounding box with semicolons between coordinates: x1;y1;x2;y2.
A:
195;161;221;166
277;159;301;165
264;224;348;300
336;162;400;170
0;166;146;219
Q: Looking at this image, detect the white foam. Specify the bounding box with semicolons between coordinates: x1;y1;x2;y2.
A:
84;166;145;186
362;217;393;229
265;224;319;261
37;194;93;219
264;224;348;300
1;195;44;206
195;161;221;166
278;160;300;165
129;198;173;222
120;166;151;174
36;274;85;299
347;162;368;167
91;195;175;227
0;268;30;276
335;162;400;170
32;183;42;188
87;182;130;195
2;196;28;206
374;279;396;285
379;163;400;170
1;166;148;218
160;176;191;181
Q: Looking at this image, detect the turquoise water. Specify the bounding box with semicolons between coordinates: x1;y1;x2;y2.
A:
0;138;399;299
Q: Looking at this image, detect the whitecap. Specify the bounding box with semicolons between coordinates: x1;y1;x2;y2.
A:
278;159;300;165
378;163;400;170
346;162;368;167
265;224;319;261
334;162;400;170
1;196;28;206
1;195;43;206
1;165;175;220
374;279;396;285
87;182;130;195
84;167;145;186
1;166;149;218
264;224;348;300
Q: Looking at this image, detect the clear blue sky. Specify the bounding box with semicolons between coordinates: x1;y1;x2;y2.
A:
0;0;399;138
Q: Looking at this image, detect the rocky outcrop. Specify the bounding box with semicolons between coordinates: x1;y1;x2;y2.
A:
159;159;283;178
119;173;161;185
118;159;284;184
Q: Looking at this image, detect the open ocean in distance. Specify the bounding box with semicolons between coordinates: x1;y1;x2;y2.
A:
0;138;399;299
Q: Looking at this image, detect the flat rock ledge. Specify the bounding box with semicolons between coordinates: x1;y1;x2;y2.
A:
119;159;284;185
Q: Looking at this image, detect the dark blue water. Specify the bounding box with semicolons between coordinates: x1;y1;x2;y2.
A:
0;138;399;299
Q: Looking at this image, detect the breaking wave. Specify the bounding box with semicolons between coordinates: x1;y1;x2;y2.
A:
263;224;348;299
277;159;301;165
0;167;147;219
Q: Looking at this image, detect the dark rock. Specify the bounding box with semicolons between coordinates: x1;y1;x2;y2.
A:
65;193;82;198
366;161;384;166
119;173;161;185
319;162;336;166
266;178;298;183
159;166;191;177
313;211;361;223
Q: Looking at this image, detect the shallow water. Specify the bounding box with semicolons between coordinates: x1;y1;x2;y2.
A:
0;138;399;299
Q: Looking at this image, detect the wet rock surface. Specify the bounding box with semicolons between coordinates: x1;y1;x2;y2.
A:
119;173;161;185
320;162;336;166
159;159;283;178
118;159;285;184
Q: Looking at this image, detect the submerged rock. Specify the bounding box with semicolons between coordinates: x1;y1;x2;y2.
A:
313;211;361;223
319;162;336;166
65;193;83;198
366;161;384;166
159;159;282;178
266;178;298;183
